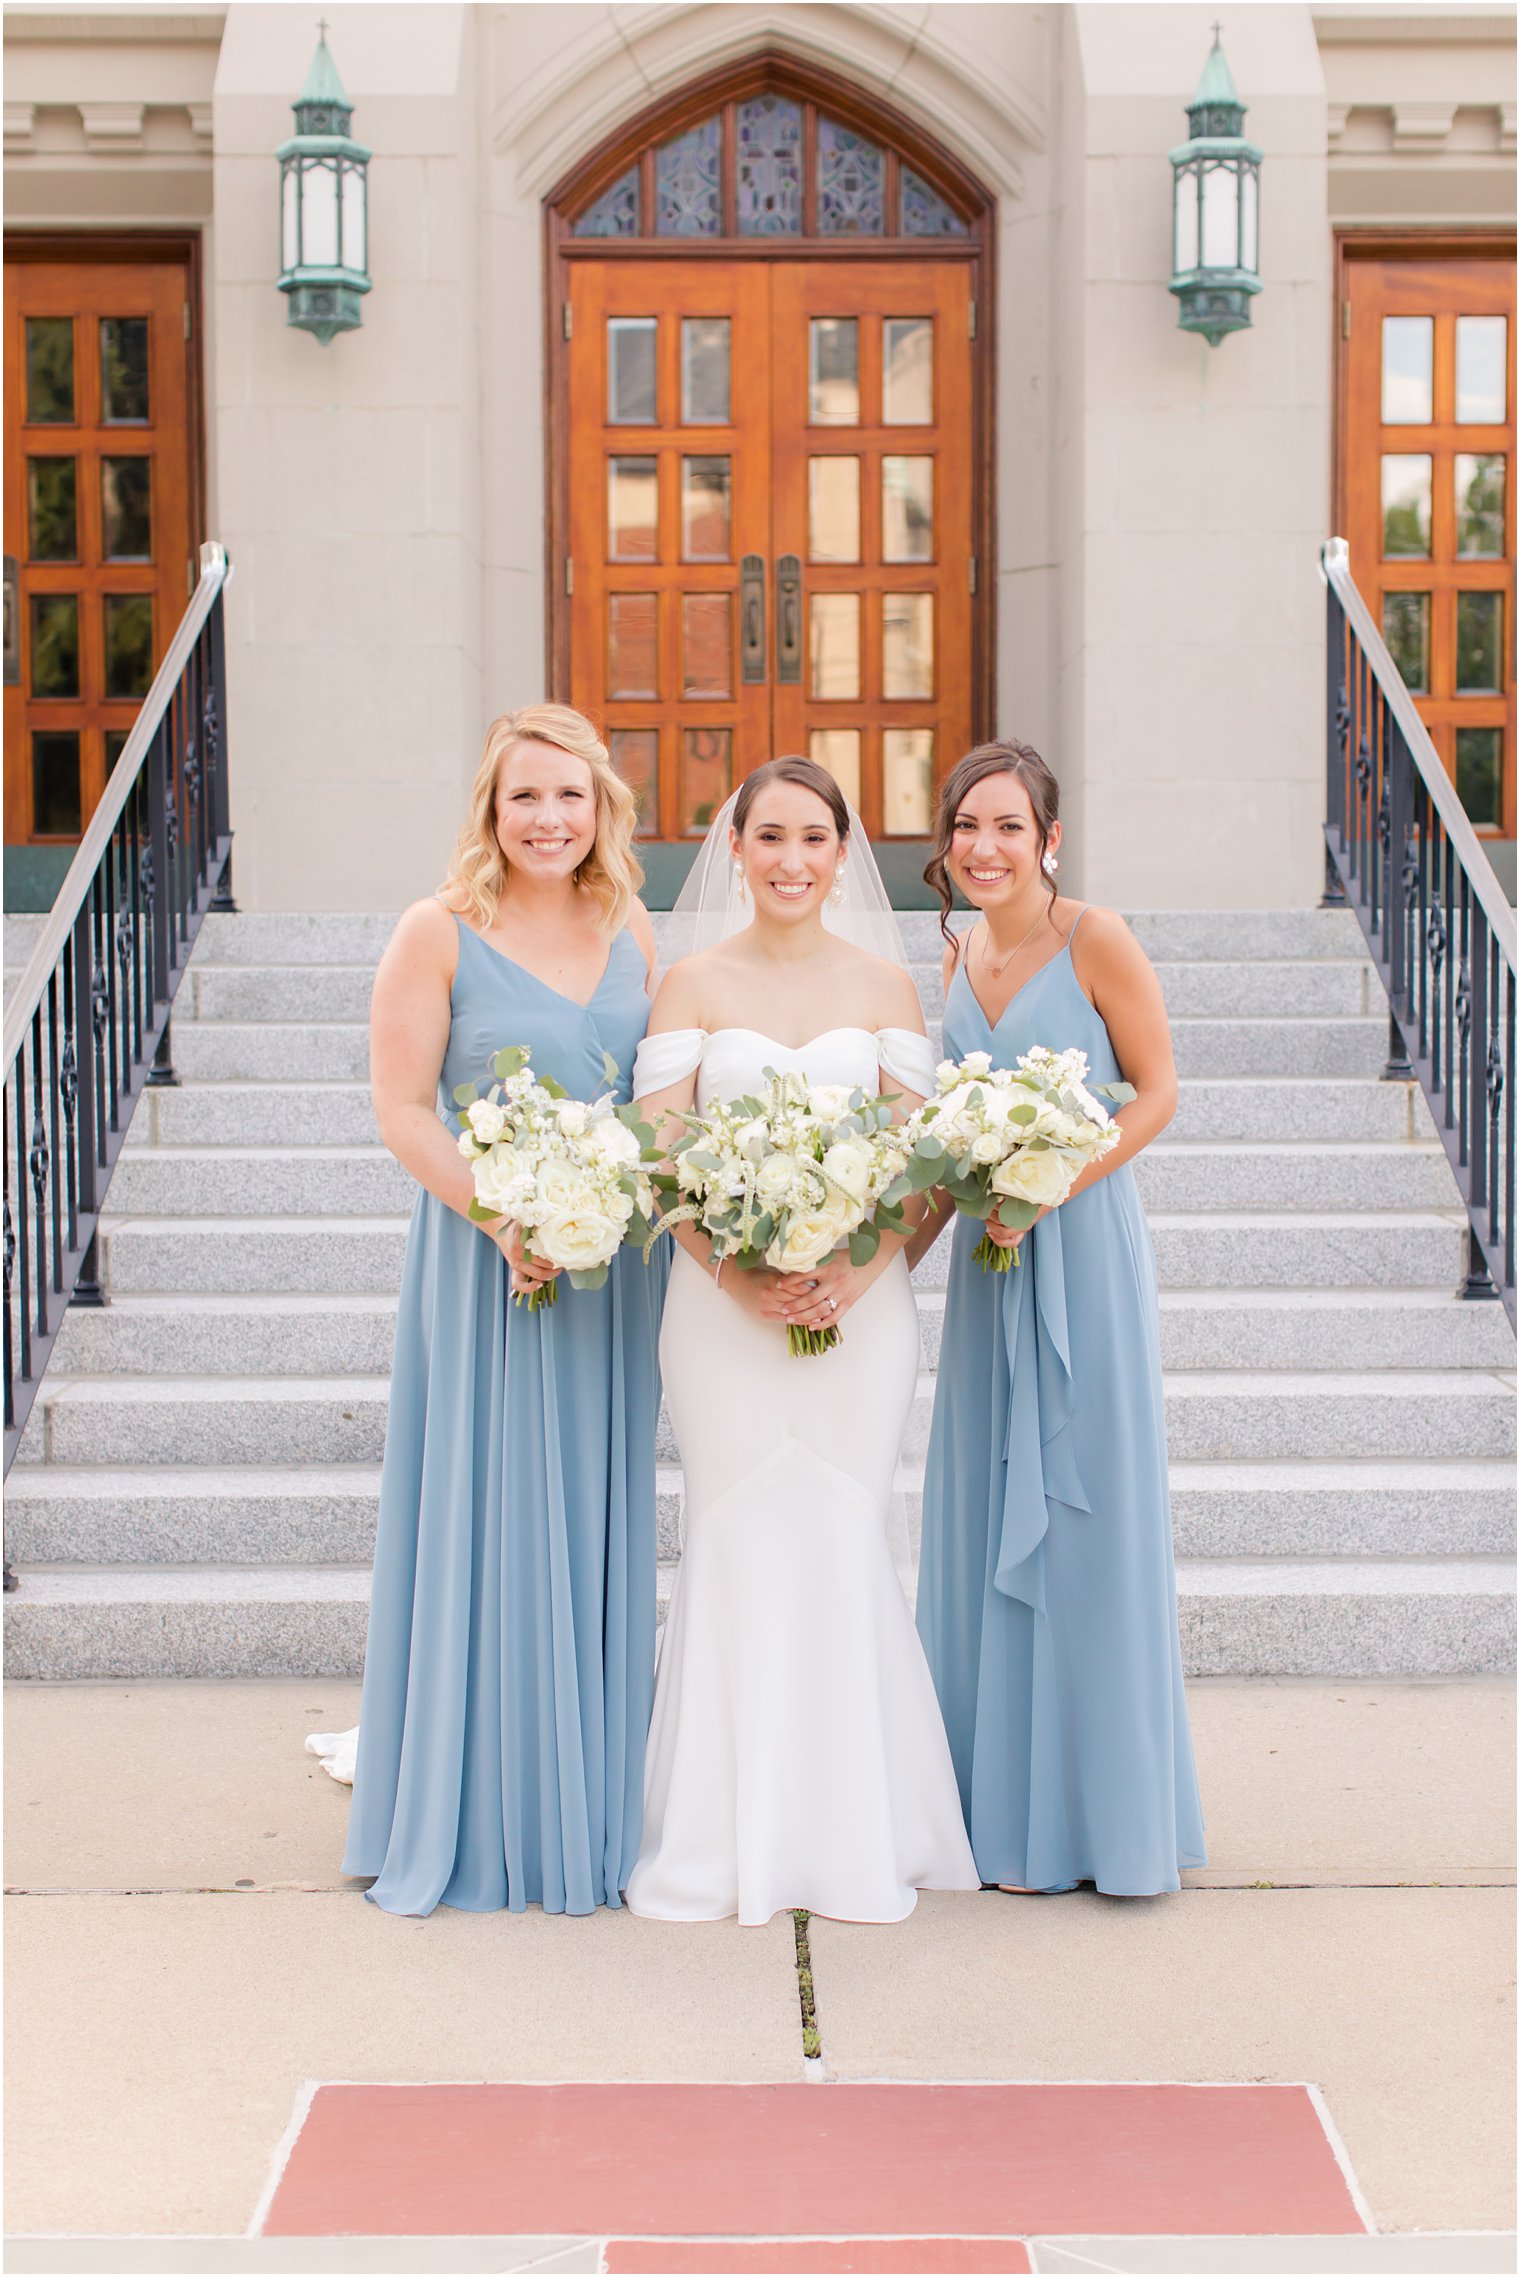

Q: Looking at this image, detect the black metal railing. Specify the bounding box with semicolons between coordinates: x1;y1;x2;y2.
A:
1322;536;1516;1324
3;543;235;1527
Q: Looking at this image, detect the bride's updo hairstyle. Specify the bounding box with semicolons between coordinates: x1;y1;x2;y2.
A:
442;703;642;934
733;755;850;842
925;739;1060;946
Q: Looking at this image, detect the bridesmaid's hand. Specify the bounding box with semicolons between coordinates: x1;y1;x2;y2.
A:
492;1220;561;1299
983;1204;1052;1255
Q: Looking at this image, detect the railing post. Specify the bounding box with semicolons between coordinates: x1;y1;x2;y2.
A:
206;594;238;914
71;1229;105;1310
146;1018;179;1090
1322;583;1348;906
147;711;172;1015
1460;1222;1499;1302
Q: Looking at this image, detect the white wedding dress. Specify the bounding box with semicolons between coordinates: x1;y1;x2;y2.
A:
624;1023;981;1926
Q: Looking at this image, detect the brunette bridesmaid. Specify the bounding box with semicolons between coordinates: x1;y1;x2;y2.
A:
311;705;664;1915
909;740;1205;1896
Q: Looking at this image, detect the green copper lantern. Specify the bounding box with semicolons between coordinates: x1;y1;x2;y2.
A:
1169;27;1262;347
276;21;371;345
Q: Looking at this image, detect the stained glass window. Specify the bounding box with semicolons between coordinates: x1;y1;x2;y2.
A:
657;117;722;236
818;117;884;235
737;95;802;235
900;168;967;236
576;167;640;237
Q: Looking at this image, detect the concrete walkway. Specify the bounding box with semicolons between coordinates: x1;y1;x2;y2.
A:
4;1678;1514;2270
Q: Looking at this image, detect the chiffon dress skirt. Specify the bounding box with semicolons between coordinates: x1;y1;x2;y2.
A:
917;917;1206;1895
340;918;666;1917
624;1024;980;1927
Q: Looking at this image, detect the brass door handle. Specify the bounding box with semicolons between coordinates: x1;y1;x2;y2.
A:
776;554;802;684
740;554;766;685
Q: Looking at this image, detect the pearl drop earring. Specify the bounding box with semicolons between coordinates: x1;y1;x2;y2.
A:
733;858;748;903
829;864;846;906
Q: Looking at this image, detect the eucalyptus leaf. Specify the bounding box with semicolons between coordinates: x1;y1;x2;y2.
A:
569;1263;610;1292
848;1226;879;1266
453;1082;479;1107
492;1046;528;1079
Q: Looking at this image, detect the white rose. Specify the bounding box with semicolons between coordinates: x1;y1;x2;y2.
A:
536;1156;583;1207
555;1100;589;1138
465;1098;508;1145
820;1138;873;1203
989;1147;1075;1207
807;1083;856;1124
587;1116;641;1166
535;1207;622;1273
766;1208;847;1274
473;1151;528;1217
733;1117;771;1159
971;1131;1005;1165
1068;1080;1112;1129
960;1050;993;1080
754;1152;797;1206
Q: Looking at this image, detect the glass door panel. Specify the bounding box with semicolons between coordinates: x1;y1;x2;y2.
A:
1343;251;1516;839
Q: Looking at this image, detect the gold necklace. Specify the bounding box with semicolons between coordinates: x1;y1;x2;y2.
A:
978;905;1051;978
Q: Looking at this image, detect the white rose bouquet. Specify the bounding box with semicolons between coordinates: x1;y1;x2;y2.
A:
905;1044;1135;1272
454;1046;660;1310
650;1068;914;1355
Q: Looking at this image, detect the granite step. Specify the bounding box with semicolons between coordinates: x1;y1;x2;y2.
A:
6;1554;1509;1680
105;1136;1459;1221
174;908;1370;971
18;1363;1509;1473
135;1073;1431;1152
49;1293;399;1381
97;1208;1475;1298
46;1281;1513;1382
12;1437;1513;1571
183;957;1374;1029
916;1288;1515;1373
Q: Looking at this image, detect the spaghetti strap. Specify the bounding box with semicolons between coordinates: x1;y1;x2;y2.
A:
1064;905;1089;946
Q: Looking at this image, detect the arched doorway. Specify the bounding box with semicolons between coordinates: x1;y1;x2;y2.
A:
545;55;994;886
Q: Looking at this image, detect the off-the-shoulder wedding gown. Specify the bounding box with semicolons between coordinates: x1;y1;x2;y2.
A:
625;1023;979;1925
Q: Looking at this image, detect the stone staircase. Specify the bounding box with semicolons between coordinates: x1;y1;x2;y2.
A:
4;908;1515;1679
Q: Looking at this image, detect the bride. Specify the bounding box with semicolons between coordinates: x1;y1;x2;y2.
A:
626;756;979;1925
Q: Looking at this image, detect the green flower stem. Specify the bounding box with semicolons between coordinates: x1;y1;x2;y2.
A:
514;1279;560;1311
973;1233;1021;1274
787;1321;842;1358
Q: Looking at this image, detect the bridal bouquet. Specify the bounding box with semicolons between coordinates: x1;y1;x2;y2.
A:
455;1046;659;1309
905;1045;1134;1272
651;1068;914;1355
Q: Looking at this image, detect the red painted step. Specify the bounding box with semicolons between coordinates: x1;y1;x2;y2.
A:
604;2241;1031;2273
263;2081;1366;2240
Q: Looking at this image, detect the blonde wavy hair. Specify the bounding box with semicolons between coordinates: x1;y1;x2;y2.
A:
440;705;642;934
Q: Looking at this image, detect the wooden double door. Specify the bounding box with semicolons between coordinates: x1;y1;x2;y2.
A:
3;249;197;846
1340;246;1515;839
567;259;974;841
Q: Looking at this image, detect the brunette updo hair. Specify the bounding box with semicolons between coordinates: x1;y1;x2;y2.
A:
924;739;1060;946
733;755;851;840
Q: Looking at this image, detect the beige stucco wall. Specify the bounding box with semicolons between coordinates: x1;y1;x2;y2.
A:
1056;3;1334;910
210;1;484;910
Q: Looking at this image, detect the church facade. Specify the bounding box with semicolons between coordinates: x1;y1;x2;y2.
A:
3;2;1514;910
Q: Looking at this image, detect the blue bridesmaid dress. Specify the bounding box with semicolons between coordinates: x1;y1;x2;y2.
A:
917;913;1206;1894
342;917;665;1916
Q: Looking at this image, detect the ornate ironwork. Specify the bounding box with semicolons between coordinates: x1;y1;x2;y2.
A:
1322;536;1515;1321
3;544;234;1524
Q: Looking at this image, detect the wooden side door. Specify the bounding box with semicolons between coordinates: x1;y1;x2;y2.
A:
770;262;973;839
567;261;773;840
1342;249;1516;839
3;257;194;845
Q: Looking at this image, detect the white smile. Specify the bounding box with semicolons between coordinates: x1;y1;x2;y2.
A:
967;867;1010;883
527;838;571;853
768;880;813;899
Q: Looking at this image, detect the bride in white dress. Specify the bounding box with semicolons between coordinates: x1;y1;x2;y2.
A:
625;758;979;1926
